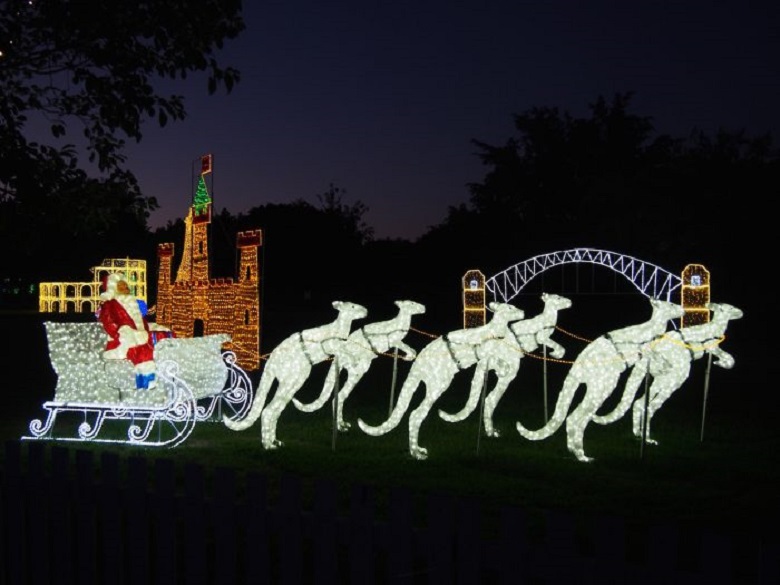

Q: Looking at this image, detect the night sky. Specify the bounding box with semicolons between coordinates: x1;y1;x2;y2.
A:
123;1;780;240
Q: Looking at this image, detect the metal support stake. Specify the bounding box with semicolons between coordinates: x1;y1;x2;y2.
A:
389;348;399;417
700;353;713;442
331;358;340;451
640;369;650;460
476;368;488;455
543;345;549;423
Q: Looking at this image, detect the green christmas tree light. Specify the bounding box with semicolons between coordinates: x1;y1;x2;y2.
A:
193;175;211;216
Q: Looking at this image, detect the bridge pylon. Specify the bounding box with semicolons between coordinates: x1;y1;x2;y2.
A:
462;270;486;328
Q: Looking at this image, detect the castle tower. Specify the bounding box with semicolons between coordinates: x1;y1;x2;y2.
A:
231;229;263;369
176;175;211;284
156;244;175;325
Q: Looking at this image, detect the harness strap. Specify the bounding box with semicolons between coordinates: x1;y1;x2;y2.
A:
298;332;316;366
680;332;720;358
360;328;380;354
443;334;477;370
606;333;631;362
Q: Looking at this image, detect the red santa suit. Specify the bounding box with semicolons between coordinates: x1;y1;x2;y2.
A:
98;273;157;389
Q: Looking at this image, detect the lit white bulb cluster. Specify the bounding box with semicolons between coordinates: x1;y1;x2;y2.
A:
32;291;740;461
292;300;427;431
438;292;572;438
356;302;527;460
223;301;369;450
24;323;246;446
516;299;686;462
591;302;743;443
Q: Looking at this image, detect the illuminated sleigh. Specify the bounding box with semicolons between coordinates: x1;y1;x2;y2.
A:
22;322;254;447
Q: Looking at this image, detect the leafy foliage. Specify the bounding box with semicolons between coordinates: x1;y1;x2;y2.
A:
432;92;778;269
0;0;245;277
316;182;374;246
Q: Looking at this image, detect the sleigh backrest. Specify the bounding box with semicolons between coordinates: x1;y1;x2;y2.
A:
43;322;231;404
44;322;136;403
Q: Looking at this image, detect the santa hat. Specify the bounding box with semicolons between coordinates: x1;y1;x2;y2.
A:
100;273;127;300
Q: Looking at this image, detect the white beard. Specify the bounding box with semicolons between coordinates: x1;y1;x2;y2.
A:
116;293;145;331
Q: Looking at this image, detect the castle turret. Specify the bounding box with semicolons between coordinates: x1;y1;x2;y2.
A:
156;243;175;326
231;230;263;369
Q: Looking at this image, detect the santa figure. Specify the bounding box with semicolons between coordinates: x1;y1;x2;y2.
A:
97;273;158;390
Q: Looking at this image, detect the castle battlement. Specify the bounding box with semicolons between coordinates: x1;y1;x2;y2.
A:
158;243;175;257
237;230;263;248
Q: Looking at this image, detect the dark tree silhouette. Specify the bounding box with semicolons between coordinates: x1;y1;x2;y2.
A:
427;92;777;273
316;182;375;246
0;0;244;280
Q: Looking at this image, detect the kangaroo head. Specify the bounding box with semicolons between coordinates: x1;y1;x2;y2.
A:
707;302;743;321
488;302;525;323
650;299;685;321
332;300;368;320
395;300;426;315
542;292;573;310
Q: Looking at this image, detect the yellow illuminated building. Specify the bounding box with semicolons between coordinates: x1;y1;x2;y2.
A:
39;258;147;314
681;263;710;327
155;162;263;371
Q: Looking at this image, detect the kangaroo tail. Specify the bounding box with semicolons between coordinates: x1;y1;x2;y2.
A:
224;368;274;430
357;372;419;436
516;376;578;440
293;361;337;413
592;360;648;425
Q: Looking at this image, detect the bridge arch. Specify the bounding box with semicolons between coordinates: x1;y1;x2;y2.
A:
485;248;682;305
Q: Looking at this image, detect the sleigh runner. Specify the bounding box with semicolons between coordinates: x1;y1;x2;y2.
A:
22;322;254;447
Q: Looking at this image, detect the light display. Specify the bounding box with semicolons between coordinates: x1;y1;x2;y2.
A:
223;301;369;449
515;298;685;462
357;302;526;460
155;166;262;370
97;272;161;390
591;302;743;442
22;322;253;447
201;153;213;175
462;269;486;328
27;241;737;462
39;258;147;314
681;264;711;327
292;300;426;431
193;175;211;217
438;293;572;437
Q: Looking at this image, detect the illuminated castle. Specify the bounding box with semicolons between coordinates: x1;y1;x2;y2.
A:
155;157;263;370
